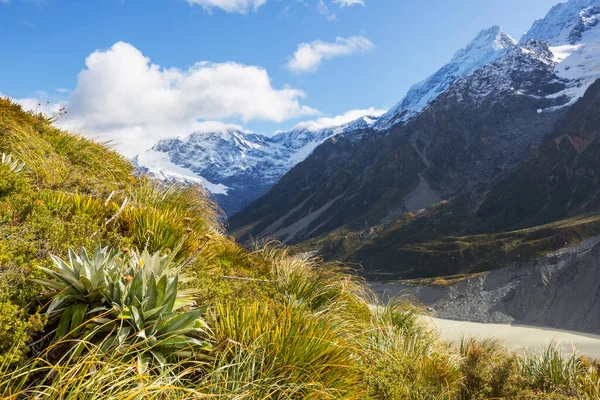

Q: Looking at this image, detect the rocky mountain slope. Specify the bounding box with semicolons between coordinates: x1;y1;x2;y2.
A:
230;38;574;243
134;115;379;216
372;235;600;334
230;0;600;279
328;78;600;279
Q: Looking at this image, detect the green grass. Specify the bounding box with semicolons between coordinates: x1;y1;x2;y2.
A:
1;97;600;398
315;212;600;280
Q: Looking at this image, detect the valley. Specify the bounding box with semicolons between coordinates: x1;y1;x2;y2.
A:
3;0;600;398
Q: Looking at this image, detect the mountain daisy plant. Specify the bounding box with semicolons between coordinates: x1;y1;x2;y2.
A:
34;246;211;369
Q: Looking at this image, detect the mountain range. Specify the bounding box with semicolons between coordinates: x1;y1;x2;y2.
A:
134;25;522;216
134;114;381;215
229;0;600;277
138;0;600;280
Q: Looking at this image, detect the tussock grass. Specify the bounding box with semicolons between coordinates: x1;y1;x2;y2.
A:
208;301;365;399
518;342;591;394
0;99;133;195
0;341;210;399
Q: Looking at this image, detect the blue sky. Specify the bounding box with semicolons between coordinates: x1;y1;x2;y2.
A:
0;0;559;153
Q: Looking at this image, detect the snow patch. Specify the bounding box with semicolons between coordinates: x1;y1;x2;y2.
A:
136;150;229;195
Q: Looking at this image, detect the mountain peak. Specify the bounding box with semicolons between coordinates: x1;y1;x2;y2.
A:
453;26;517;61
521;0;600;45
374;26;516;129
450;26;517;68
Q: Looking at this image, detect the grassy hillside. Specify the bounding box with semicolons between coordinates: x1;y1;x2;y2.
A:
1;98;600;399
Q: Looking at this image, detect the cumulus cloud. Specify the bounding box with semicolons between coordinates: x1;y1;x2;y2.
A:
287;36;374;73
186;0;267;14
333;0;365;7
293;107;385;131
57;42;316;155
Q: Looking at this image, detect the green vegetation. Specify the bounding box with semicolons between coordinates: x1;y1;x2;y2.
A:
308;208;600;280
1;97;600;398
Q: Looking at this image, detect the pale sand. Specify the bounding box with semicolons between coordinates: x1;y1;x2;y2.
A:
428;317;600;359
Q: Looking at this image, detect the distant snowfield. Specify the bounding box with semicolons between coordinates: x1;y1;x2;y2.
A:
429;317;600;359
136;150;230;195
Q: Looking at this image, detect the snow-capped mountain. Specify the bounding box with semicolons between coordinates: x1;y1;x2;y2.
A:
445;39;567;105
137;0;600;220
134;115;380;216
374;0;600;130
374;26;517;130
522;0;600;107
230;34;576;245
521;0;600;45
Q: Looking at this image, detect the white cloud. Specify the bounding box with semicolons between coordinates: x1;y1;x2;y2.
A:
293;107;385;131
186;0;267;14
333;0;365;7
317;0;336;21
287;35;374;73
55;42;317;156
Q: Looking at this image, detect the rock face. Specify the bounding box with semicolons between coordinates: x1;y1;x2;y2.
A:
344;79;600;279
372;236;600;335
134;116;379;216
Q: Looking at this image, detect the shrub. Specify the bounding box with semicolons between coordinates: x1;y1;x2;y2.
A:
0;301;44;367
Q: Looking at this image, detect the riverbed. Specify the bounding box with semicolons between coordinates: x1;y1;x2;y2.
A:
429;317;600;359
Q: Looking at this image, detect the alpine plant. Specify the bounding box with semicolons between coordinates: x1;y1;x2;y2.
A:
34;246;211;368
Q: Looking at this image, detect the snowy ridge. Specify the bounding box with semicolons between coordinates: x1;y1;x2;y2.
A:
518;0;600;109
134;113;380;215
138;117;378;188
133;151;229;195
445;39;566;104
374;26;517;130
521;0;600;45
